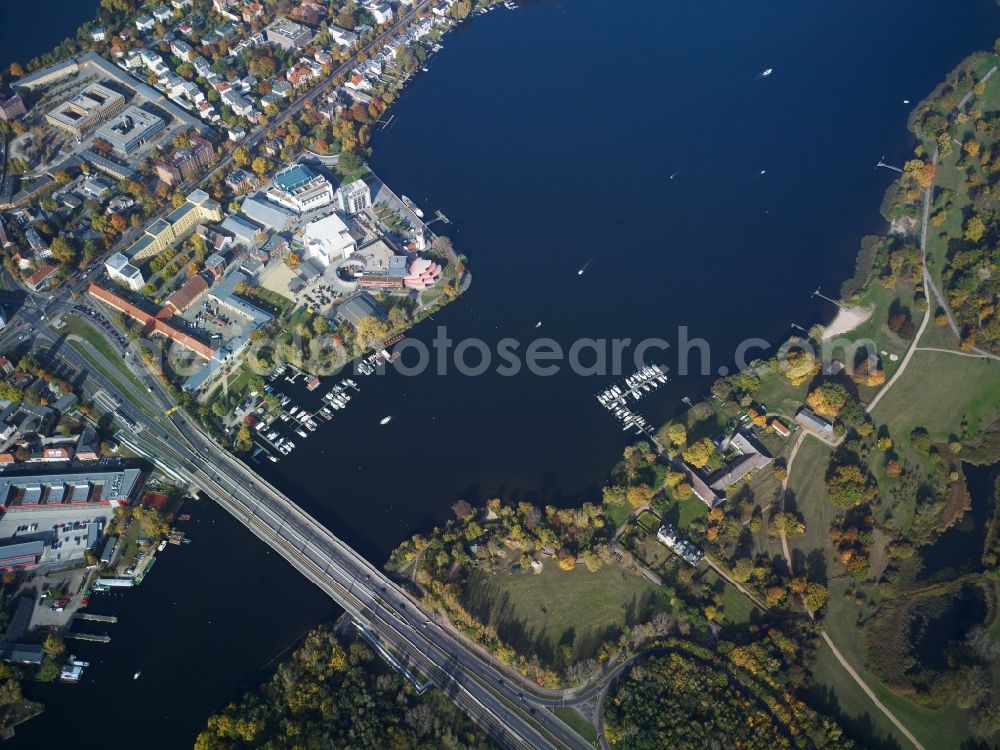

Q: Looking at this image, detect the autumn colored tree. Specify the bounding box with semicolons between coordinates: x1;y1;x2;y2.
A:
778;350;820;385
806;381;850;418
682;437;718;469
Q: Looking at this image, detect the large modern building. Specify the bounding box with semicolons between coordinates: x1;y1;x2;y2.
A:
265;164;334;213
302;213;357;266
265;18;314;50
335;179;371;214
94;106;166;157
105;253;146;291
241;195;295;230
126;189;222;261
45;82;126;138
0;468;145;509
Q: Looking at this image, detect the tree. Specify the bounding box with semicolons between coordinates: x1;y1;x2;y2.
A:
234;423;252;454
954;665;990;709
731;558;754;583
826;464;874;507
682;437;718;469
8;62;24;78
626;484;654;509
336;150;363;176
602;485;627;505
665;423;687;449
964;215;986;243
804;583;829;613
354;316;388;346
251;156;269;176
49;236;78;265
233;145;250;166
806;381;850;418
778;350;820;385
43;634;65;658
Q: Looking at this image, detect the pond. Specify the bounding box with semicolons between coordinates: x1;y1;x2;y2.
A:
917;463;997;582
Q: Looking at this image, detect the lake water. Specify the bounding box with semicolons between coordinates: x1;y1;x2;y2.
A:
0;1;99;73
10;0;1000;747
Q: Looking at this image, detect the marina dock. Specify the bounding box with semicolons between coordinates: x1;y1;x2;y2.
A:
596;365;668;437
66;633;111;643
75;613;117;623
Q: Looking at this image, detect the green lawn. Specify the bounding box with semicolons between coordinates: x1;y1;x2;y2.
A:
870;350;1000;441
654;495;708;532
479;563;657;661
783;437;835;577
552;707;598;747
700;568;761;625
604;501;632;530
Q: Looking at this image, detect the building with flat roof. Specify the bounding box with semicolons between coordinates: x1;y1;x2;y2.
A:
0;467;144;508
126;189;222;261
0;541;44;570
45;82;126;138
335;292;386;329
241;195;294;230
265;18;313;49
94;106;166;157
302;212;356;266
105;252;145;291
266;164;334;214
335;179;371;214
221;214;263;246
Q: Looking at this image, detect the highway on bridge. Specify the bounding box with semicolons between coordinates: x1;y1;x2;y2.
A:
0;293;594;749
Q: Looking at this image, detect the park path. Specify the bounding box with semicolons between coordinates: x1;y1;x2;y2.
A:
819;632;928;750
865;150;938;415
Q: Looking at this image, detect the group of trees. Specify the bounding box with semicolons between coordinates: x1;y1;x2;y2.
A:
194;628;493;750
604;639;856;750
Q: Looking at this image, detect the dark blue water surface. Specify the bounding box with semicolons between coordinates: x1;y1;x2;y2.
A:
9;1;1000;748
0;2;99;73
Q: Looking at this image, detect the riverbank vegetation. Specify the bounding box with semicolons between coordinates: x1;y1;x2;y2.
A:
603;635;856;750
193;627;494;750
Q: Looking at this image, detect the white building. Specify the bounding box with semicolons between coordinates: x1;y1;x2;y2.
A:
329;25;360;50
135;15;155;32
105;253;145;291
365;1;394;24
302;213;356;267
335;179;371;214
265;164;334;214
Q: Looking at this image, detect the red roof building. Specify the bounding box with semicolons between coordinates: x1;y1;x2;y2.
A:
26;264;58;292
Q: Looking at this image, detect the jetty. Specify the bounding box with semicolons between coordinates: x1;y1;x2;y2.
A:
65;633;111;643
75;613;117;623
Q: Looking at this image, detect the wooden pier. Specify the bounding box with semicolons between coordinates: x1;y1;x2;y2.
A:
75;613;118;623
66;633;111;643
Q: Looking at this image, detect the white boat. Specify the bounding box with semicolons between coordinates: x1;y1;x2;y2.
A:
762;68;773;77
288;407;298;417
380;416;392;425
157;540;167;552
133;671;141;680
400;195;425;218
295;429;308;439
268;454;278;463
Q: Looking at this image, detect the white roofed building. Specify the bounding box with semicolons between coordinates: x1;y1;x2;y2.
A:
302;213;356;267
